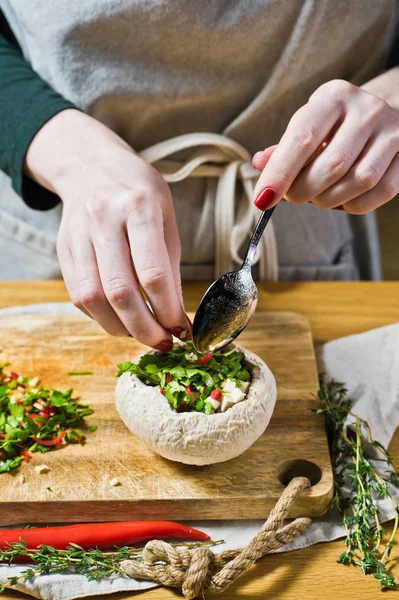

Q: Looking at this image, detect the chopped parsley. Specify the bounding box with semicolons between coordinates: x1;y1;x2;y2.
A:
117;342;252;414
0;364;95;474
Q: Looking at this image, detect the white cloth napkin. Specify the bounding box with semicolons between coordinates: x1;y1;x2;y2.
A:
1;303;398;600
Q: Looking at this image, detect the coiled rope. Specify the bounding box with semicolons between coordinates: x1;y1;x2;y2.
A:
122;477;310;598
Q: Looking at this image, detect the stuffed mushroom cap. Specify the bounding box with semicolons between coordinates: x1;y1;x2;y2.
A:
115;343;276;465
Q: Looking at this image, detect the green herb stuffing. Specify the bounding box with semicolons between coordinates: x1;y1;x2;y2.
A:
0;364;95;474
117;342;252;414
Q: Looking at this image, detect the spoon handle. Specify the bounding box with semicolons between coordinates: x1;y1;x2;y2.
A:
242;207;276;269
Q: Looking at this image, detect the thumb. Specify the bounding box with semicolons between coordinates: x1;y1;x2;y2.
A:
252;145;278;171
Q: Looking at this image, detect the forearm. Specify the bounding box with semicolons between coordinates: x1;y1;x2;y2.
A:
361;66;399;111
0;13;76;209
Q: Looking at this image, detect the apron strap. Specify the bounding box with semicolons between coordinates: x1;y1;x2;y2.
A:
140;133;278;281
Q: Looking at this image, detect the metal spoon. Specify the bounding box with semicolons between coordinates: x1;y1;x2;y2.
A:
192;207;275;353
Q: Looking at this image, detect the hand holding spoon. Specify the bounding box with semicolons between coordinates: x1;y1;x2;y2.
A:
192;207;275;353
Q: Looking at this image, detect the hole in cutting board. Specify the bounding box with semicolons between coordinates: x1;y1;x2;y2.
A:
277;459;322;487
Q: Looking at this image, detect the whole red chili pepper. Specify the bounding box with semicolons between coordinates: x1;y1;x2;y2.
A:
0;521;209;554
196;353;212;365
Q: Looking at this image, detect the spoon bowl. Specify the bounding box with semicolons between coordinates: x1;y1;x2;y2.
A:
192;268;258;353
192;207;275;353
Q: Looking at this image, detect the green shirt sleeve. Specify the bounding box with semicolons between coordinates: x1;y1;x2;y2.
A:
0;11;77;210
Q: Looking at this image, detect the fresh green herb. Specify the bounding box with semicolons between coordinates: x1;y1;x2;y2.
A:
67;372;93;376
0;364;95;474
0;539;223;592
117;342;252;414
313;376;399;590
46;487;53;493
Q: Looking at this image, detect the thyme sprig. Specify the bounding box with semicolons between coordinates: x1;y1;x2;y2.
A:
0;539;223;592
313;376;399;589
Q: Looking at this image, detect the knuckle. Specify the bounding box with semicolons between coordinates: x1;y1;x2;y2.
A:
140;266;167;291
289;121;320;151
105;325;129;338
270;159;292;185
325;151;352;179
379;177;397;199
326;79;354;100
309;196;327;209
131;325;154;345
74;285;102;308
363;96;388;124
345;200;367;215
284;188;309;205
85;195;108;224
355;166;380;191
105;278;134;307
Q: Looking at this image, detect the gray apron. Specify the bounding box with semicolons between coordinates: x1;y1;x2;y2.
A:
0;0;396;281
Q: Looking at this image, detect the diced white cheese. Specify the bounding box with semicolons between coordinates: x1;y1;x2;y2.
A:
238;381;250;393
206;397;220;411
221;378;236;393
220;395;235;412
185;352;198;362
17;376;24;384
35;464;50;474
229;387;246;404
28;377;40;388
109;477;120;487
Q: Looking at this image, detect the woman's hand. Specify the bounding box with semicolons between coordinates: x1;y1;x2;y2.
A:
25;109;189;350
252;78;399;214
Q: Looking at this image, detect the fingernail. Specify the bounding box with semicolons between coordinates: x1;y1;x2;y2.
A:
154;339;174;353
170;327;187;339
254;187;276;210
333;205;345;211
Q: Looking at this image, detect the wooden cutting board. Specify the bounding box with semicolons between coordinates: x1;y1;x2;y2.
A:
0;312;333;524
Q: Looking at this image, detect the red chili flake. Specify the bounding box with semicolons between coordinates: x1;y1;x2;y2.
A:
195;353;212;365
39;409;51;419
165;373;172;384
210;389;221;400
160;387;166;395
19;449;31;463
33;430;68;447
185;385;191;396
10;372;19;379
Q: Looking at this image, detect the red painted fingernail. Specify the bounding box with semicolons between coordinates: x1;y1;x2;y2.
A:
154;339;174;353
170;327;186;339
333;205;345;211
254;187;276;210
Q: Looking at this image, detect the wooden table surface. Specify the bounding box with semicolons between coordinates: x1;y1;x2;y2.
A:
1;280;399;600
